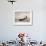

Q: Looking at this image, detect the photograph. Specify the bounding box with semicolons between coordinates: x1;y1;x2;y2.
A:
13;10;32;26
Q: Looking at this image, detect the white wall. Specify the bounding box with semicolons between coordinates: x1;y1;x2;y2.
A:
0;0;46;41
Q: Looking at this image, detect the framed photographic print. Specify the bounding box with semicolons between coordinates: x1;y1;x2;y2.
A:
13;10;33;26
